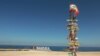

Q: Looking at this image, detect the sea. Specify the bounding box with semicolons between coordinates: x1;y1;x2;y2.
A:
0;45;100;52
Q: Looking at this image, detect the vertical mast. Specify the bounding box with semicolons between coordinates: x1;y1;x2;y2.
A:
67;3;79;56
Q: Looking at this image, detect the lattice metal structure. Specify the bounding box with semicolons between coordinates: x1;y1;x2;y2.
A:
67;4;79;56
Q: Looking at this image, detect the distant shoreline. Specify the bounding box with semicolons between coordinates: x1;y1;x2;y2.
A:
0;45;100;51
0;49;100;52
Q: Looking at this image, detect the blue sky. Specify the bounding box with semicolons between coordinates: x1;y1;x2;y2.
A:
0;0;100;47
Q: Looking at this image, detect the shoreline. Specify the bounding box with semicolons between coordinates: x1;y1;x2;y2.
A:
1;48;100;52
0;48;100;52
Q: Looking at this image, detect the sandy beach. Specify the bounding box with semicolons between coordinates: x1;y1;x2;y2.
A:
0;50;100;56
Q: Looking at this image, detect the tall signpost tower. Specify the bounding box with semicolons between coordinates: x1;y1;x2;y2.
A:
67;3;79;56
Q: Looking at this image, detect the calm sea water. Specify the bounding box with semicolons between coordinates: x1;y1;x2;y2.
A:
0;45;100;51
